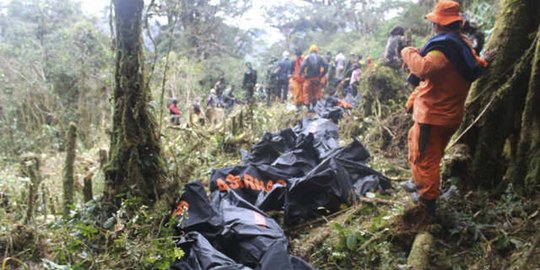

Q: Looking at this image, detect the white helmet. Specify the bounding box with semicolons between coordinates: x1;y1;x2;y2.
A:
282;51;290;58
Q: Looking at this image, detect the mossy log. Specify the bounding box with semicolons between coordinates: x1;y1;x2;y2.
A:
407;232;434;270
454;0;540;192
63;122;77;215
104;0;166;209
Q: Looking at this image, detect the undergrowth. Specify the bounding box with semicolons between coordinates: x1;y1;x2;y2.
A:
1;97;538;269
0;103;298;269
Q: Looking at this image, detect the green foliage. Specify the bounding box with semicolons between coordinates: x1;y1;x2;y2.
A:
309;201;407;269
358;65;407;119
0;0;112;154
37;199;182;269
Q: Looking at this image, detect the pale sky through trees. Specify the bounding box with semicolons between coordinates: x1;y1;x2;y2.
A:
0;0;414;45
76;0;409;43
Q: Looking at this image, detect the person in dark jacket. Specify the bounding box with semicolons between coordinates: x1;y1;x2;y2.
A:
275;51;291;102
242;62;257;104
381;25;407;68
462;17;485;55
299;44;328;110
325;51;337;96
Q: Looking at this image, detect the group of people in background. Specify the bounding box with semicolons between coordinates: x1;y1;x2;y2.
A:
169;12;484;125
265;45;373;112
168;41;390;126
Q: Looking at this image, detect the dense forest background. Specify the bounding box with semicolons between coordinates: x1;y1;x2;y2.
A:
0;0;499;157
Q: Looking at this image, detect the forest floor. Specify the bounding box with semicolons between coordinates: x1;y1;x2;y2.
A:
0;102;539;269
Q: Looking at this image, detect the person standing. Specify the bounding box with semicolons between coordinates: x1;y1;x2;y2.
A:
206;89;219;125
265;57;279;106
299;45;328;110
381;25;407;68
462;17;485;55
242;62;257;104
276;51;292;102
214;77;226;106
325;51;336;96
335;50;346;82
289;49;305;111
169;98;181;125
401;0;495;218
348;63;361;97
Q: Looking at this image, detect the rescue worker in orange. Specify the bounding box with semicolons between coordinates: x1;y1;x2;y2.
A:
401;0;496;218
289;49;305;112
299;45;328;111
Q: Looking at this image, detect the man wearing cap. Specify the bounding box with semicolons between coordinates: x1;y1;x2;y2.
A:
299;44;328;110
401;0;495;218
276;51;292;102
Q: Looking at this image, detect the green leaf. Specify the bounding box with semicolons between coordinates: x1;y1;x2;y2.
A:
174;248;185;259
346;233;358;250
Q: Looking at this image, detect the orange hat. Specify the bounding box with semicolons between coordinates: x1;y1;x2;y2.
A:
425;0;463;26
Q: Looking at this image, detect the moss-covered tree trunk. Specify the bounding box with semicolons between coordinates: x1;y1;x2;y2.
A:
104;0;165;208
63;122;77;215
456;0;540;192
22;155;41;224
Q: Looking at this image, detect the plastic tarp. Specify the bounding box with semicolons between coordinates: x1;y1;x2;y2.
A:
296;117;340;158
212;133;320;211
173;182;316;270
173;106;393;269
170;232;251;270
175;182;223;237
211;190;312;270
313;97;344;122
284;139;391;226
209;164;289;211
244;128;297;165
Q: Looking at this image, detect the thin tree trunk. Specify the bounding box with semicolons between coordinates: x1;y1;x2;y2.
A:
63;122;77;215
83;175;93;203
22;155;41;224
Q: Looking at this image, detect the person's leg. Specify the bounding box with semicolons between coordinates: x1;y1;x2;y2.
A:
409;123;458;215
292;80;303;111
314;79;322;103
283;80;289;101
303;79;312;106
248;86;254;104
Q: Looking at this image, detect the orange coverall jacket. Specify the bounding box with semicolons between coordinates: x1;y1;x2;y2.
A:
402;48;488;126
401;47;487;200
290;56;305;105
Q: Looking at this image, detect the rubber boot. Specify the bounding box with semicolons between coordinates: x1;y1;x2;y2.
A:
401;180;417;193
309;102;317;113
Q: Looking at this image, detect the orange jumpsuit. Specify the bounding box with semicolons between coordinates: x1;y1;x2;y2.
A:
402;47;487;200
290;56;304;106
303;78;323;105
